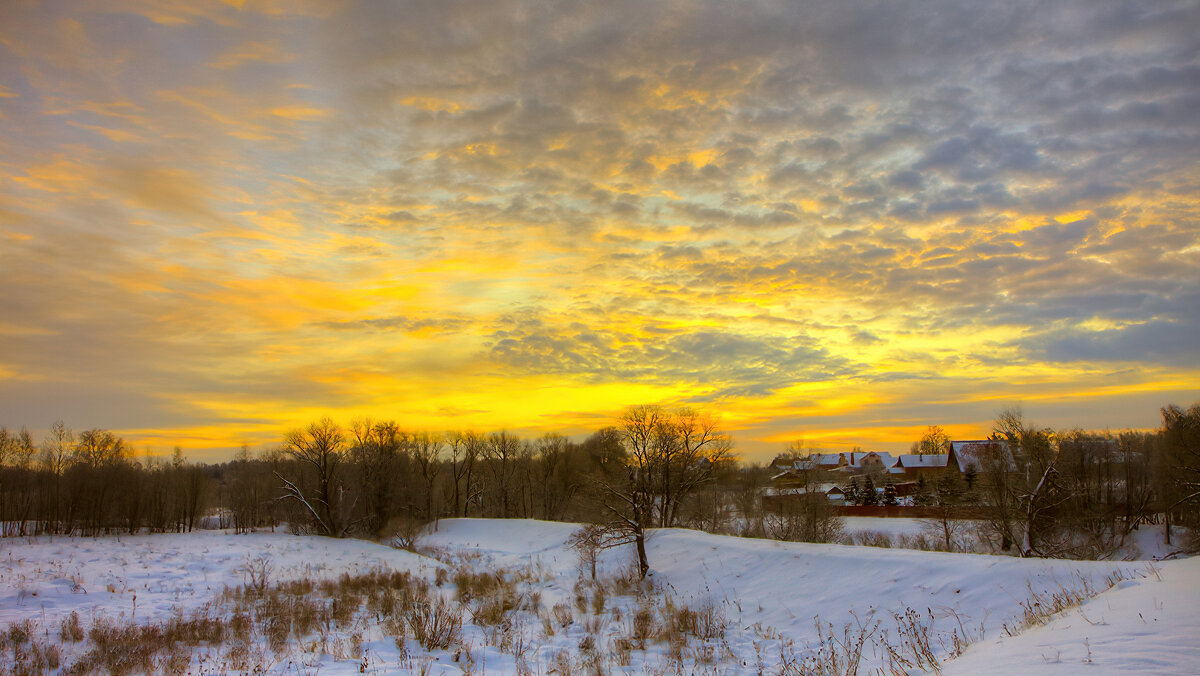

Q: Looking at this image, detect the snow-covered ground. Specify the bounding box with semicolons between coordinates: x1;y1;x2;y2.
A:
840;516;1182;560
0;531;440;623
1;520;1195;674
841;516;930;539
945;555;1200;674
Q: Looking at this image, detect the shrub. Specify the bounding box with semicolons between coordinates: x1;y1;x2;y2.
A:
7;639;62;676
72;617;164;676
407;597;462;651
632;606;654;645
472;593;514;627
7;619;34;646
552;602;574;628
591;586;607;615
238;554;273;595
60;612;85;643
453;568;510;603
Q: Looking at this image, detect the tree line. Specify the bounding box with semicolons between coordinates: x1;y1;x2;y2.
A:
0;407;739;544
0;423;206;537
774;406;1200;558
0;403;1197;562
972;405;1197;558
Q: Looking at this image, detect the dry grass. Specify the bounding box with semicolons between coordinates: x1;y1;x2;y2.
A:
11;535;1151;676
452;568;511;603
1;619;61;676
631;604;654;646
407;597;462;651
16;564;459;674
59;612;84;643
551;602;574;629
765;565;1151;675
1003;568;1135;636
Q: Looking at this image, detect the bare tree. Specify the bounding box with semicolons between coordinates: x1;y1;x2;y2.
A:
481;431;523;518
227;443;273;533
665;409;732;528
919;471;970;552
1161;403;1200;549
0;427;37;535
447;431;483;517
410;431;445;521
567;524;604;581
279;417;352;537
590;406;731;578
38;421;74;533
70;429;128;535
589;471;653;579
535;433;579;521
990;408;1079;557
913;425;951;455
1051;430;1140;558
73;429;126;469
762;465;844;544
350;419;411;536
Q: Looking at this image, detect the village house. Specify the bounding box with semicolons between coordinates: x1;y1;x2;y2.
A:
764;481;846;502
783;451;898;475
768;440;1018;508
893;452;950;480
892;439;1017;482
950;439;1018;474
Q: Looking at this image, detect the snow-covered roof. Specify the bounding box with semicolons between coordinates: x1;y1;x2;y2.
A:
764;483;844;498
763;487;806;496
806;453;845;467
796;451;899;471
897;453;950;469
850;451;897;468
798;483;845;497
950;440;1017;473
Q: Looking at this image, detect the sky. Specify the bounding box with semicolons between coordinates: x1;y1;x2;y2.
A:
1;0;1198;462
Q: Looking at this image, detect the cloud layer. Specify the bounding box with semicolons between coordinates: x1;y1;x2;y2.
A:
1;0;1198;458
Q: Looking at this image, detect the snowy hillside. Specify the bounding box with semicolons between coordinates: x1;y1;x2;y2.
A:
1;520;1195;674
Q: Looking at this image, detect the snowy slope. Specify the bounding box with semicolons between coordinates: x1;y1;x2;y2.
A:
945;557;1200;675
425;519;1195;672
0;530;439;629
0;521;1194;674
427;518;1195;672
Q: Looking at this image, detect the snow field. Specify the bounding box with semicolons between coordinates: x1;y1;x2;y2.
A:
0;520;1195;674
945;556;1200;674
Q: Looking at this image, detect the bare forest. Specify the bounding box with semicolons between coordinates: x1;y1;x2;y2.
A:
2;403;1198;562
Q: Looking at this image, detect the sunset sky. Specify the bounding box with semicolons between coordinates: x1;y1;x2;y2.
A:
1;0;1198;461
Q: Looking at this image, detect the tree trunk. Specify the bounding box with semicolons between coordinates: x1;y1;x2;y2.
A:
635;529;649;579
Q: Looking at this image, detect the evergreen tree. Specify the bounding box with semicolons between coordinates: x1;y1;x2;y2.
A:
860;475;879;505
883;481;898;506
913;476;933;506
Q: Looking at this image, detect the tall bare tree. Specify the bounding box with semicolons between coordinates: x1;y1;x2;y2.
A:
410;431;445;521
481;431;523;518
913;425;951;455
37;421;74;533
73;429;126;469
535;433;579;521
1161;403;1200;548
591;406;731;578
990;408;1076;557
447;431;482;517
279;417;352;537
